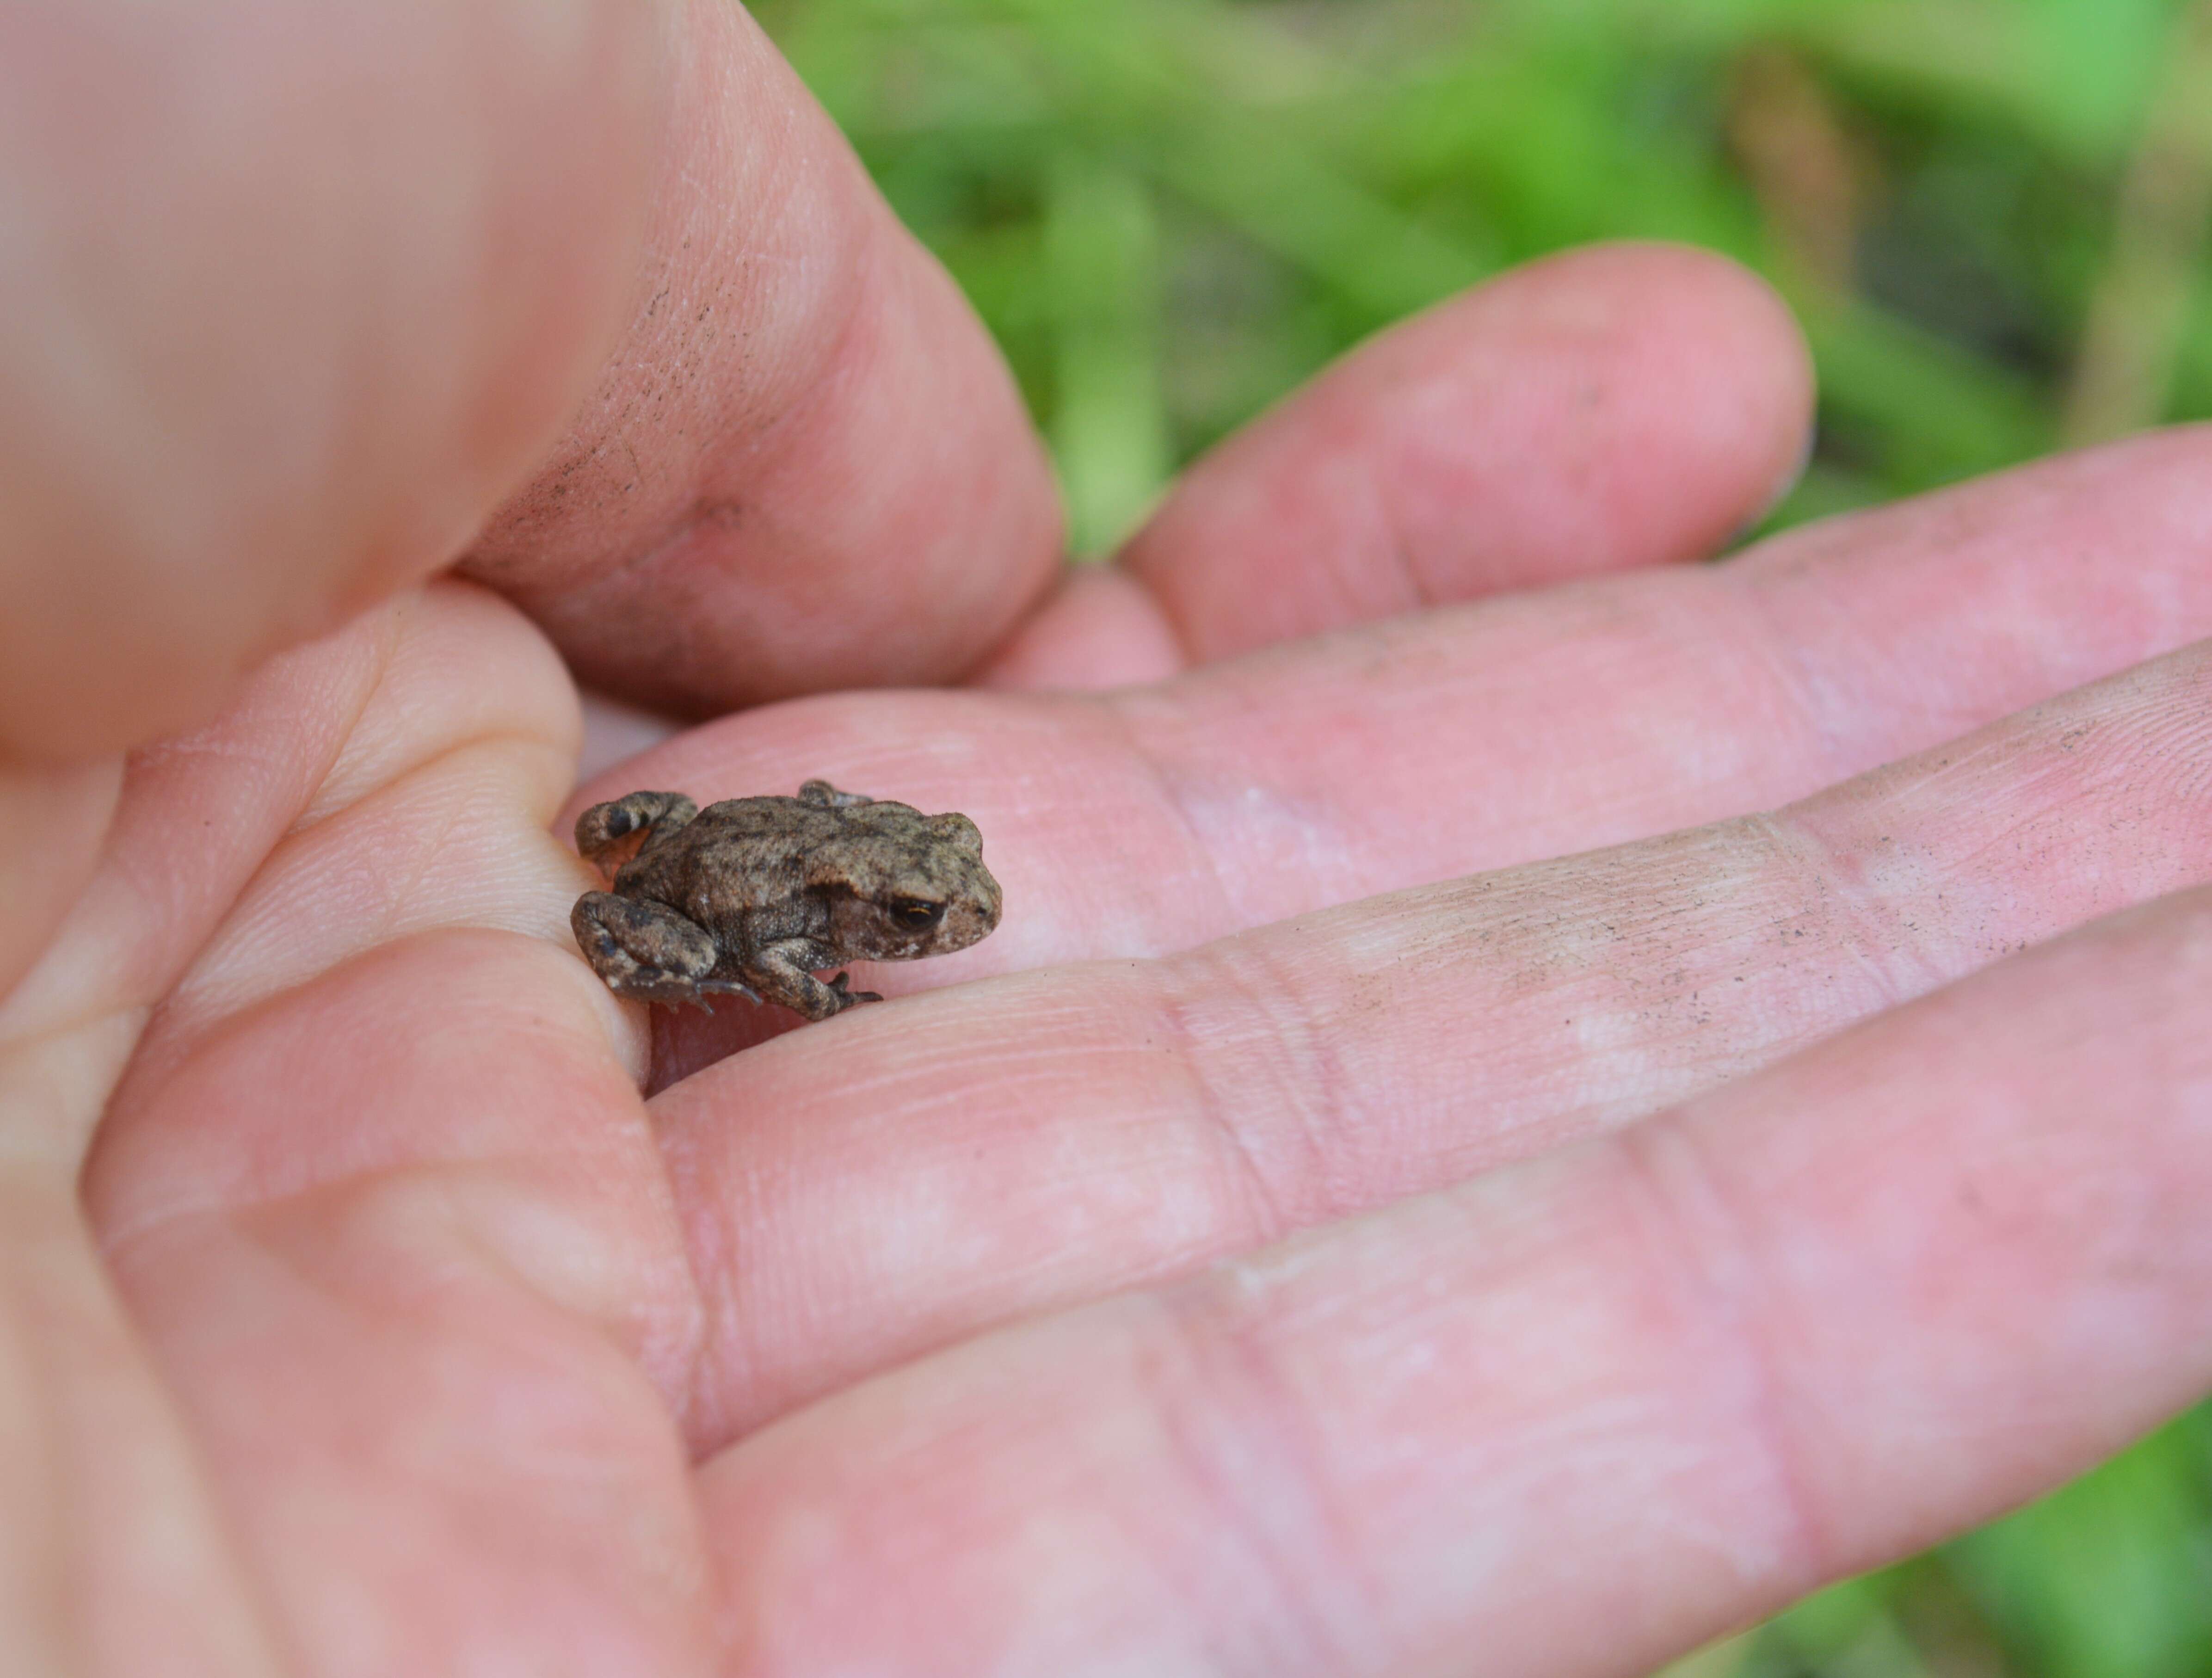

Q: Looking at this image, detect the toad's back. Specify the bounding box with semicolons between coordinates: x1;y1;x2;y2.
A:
615;795;845;919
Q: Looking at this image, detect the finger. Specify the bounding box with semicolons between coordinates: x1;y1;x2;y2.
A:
592;426;2212;1015
74;586;720;1673
459;0;1063;717
578;691;679;784
657;640;2212;1441
984;243;1814;685
692;887;2212;1678
0;757;121;1002
0;0;665;759
91;945;717;1676
0;594;439;1173
0;1172;285;1676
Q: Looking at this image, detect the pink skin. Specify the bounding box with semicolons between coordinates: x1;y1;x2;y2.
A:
5;6;2212;1678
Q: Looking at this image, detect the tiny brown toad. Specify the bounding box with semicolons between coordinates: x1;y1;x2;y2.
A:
571;780;1002;1022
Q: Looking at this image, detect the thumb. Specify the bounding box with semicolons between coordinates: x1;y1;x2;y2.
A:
0;0;669;762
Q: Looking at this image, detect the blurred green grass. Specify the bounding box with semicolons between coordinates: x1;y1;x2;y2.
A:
753;0;2212;1671
761;0;2212;554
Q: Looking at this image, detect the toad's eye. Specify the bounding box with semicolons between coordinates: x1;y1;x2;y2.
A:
888;898;946;932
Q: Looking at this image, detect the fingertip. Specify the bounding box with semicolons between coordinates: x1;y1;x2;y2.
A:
1558;241;1817;533
1122;240;1818;660
969;567;1189;693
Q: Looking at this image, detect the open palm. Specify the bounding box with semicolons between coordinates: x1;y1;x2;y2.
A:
7;5;2212;1676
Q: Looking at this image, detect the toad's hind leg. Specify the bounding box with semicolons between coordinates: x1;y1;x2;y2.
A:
571;892;759;1010
747;939;884;1022
574;791;699;869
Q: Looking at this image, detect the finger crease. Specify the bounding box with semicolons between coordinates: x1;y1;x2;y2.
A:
1141;1284;1392;1675
1611;1112;1838;1593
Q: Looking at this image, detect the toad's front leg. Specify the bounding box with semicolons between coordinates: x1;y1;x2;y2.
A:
745;939;885;1022
574;791;698;870
572;892;760;1010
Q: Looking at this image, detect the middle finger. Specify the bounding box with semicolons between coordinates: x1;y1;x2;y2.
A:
592;429;2212;1012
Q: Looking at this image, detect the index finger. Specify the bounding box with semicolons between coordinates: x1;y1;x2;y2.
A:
459;0;1064;716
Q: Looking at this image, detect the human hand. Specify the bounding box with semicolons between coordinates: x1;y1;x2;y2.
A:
6;3;2212;1676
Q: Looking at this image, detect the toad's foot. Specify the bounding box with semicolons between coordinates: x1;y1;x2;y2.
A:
743;942;886;1021
693;977;766;1012
796;780;873;810
824;971;885;1012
